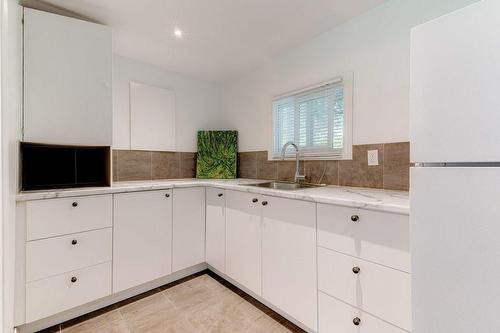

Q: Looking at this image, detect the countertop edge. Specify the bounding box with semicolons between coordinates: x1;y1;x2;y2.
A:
16;179;409;215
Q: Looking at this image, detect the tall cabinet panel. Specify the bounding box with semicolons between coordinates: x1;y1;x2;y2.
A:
24;8;112;146
172;187;206;272
113;190;172;293
261;196;317;331
225;190;262;295
206;188;226;273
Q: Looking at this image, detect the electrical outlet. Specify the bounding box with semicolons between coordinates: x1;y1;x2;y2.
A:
367;150;379;166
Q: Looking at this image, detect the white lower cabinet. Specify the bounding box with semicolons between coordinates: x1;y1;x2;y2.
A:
26;262;112;323
206;188;226;273
319;292;406;333
172;187;206;272
318;247;411;331
26;228;112;282
113;190;173;293
225;190;262;295
262;196;317;331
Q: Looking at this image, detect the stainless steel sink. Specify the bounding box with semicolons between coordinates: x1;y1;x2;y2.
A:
244;181;325;191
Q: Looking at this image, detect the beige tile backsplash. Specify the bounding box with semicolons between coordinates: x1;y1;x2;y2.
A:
237;142;410;191
113;150;197;182
113;142;410;190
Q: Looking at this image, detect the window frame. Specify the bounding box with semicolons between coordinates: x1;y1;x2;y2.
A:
269;72;353;161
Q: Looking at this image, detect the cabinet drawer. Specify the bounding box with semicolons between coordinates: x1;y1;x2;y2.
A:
26;262;111;322
318;247;411;331
26;228;112;282
317;203;410;272
26;195;112;241
319;292;407;333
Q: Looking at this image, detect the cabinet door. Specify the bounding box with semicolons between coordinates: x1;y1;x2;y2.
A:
206;188;226;273
225;190;262;295
262;196;317;331
113;190;172;293
24;8;112;146
172;188;206;272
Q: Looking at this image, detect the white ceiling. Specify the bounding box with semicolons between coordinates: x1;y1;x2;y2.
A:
34;0;386;82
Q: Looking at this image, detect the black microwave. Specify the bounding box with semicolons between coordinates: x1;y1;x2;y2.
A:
20;142;111;191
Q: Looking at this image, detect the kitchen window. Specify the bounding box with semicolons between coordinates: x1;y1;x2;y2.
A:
271;74;353;160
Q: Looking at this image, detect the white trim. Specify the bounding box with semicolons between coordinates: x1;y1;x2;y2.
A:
269;72;354;161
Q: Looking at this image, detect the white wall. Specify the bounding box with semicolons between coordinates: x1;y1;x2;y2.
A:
222;0;479;152
1;0;22;332
113;55;224;152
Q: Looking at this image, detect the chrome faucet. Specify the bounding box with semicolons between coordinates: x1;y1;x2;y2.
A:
281;141;306;183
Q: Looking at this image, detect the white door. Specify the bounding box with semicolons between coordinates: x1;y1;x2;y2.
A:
225;190;262;295
411;167;500;333
261;196;317;331
206;188;226;273
172;187;206;272
23;8;112;146
113;190;172;292
410;0;500;163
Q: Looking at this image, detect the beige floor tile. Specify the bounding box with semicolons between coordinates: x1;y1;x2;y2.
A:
55;274;302;333
61;309;129;333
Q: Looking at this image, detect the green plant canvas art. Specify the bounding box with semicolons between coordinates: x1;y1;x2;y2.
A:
196;130;238;179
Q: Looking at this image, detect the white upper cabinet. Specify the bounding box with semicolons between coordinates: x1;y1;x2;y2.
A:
205;188;226;273
261;196;317;331
130;82;176;151
410;0;500;163
172;188;206;272
23;8;112;146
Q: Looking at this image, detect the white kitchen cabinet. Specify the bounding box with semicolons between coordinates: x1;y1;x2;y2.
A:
172;188;206;272
206;188;226;273
261;196;317;331
318;247;411;331
225;190;262;295
26;194;112;241
319;292;406;333
26;262;112;323
23;8;112;146
317;204;410;272
130;82;176;151
113;190;173;293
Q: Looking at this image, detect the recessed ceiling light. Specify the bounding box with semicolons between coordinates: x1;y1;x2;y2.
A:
174;28;183;38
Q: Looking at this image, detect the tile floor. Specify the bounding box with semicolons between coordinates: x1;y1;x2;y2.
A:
39;271;305;333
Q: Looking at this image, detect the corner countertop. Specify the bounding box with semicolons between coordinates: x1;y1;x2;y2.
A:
16;179;409;215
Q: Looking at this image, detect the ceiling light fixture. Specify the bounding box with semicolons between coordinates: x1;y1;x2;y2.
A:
174;28;183;38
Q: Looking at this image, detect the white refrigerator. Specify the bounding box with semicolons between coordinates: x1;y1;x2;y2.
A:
410;1;500;332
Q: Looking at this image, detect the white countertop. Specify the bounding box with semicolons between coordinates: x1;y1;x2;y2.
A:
16;179;409;215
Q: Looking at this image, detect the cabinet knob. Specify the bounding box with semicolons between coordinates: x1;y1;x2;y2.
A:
218;193;223;197
262;201;268;206
352;266;360;274
71;239;78;245
252;198;258;203
72;202;78;207
353;317;361;326
71;276;77;283
165;193;170;198
350;215;359;222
